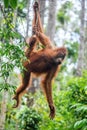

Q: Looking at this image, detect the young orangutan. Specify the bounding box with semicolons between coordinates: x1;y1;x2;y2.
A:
13;2;67;119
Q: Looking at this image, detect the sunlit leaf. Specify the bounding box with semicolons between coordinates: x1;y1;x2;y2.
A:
74;119;87;129
4;0;9;8
9;0;17;9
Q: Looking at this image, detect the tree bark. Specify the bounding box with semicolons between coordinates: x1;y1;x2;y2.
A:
39;0;46;25
84;27;87;69
46;0;57;42
26;0;30;37
0;91;8;130
84;1;87;70
76;0;85;76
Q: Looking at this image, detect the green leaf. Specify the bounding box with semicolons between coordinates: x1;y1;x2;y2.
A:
12;32;22;39
57;11;65;25
4;0;9;8
74;119;87;129
9;0;17;9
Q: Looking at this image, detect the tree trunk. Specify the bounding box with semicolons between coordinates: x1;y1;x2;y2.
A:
0;91;8;130
76;0;85;76
39;0;46;25
84;1;87;70
13;10;17;28
26;0;30;37
46;0;57;42
84;27;87;69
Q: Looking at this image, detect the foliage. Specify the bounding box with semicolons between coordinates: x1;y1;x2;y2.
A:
3;71;87;130
0;0;87;130
17;106;42;130
0;42;25;75
5;103;17;130
5;104;42;130
0;5;26;92
4;0;17;9
65;41;78;63
68;71;87;130
34;72;87;130
57;1;73;25
74;119;87;130
35;85;75;130
17;0;27;18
